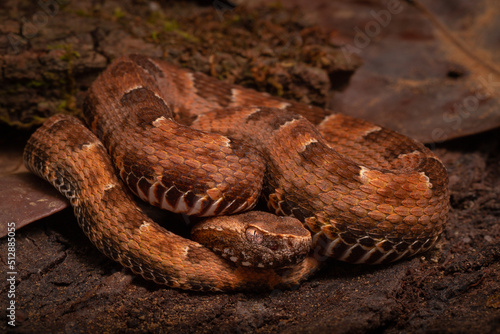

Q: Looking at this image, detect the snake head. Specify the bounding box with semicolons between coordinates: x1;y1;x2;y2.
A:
191;211;312;269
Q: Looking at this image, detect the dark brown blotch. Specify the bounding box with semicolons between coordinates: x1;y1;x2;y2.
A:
82;90;101;133
135;106;166;129
125;172;140;195
363;128;423;163
194;197;212;216
339;231;357;245
212;197;231;216
224;197;247;214
378;240;395;252
298;140;322;162
358;236;376;248
183;190;197;210
344;244;367;263
130;54;164;78
192;72;233;107
164;185;183;208
326;238;350;259
395;241;410;253
138;177;153;198
120;88;172;128
120;87;155;105
276;200;292;216
419;157;448;196
153;183;167;204
363;249;384;264
247;107;302;131
290;206;311;221
410;240;424;252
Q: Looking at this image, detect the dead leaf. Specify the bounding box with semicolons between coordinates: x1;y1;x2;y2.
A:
0;172;68;237
277;0;500;143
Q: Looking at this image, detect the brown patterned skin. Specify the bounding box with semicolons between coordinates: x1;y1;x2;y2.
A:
24;115;319;291
23;54;449;291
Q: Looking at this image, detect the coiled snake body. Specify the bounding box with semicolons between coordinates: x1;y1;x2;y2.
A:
24;55;449;291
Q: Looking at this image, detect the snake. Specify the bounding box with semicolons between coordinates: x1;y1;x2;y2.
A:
23;54;450;291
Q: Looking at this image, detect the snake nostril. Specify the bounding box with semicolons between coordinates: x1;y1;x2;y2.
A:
245;227;264;244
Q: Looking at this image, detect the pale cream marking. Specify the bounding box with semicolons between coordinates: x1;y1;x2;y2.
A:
257;263;265;268
134;183;147;202
230;88;241;104
218;198;238;215
81;142;97;150
160;186;177;211
175;192;189;213
372;250;393;265
149;89;168;104
408;241;423;255
104;183;116;191
233;200;250;214
337;244;354;262
397;150;421;159
277;101;291;109
419;171;431;187
182;245;190;257
186;72;195;86
222;136;231;147
324;236;341;257
139;221;151;232
230;256;238;262
280;118;299;129
358;166;373;183
355;247;378;264
186;197;204;215
362;126;382;137
152;116;167;127
310;231;322;246
389;249;408;263
203;197;224;217
147;183;161;206
203;225;226;231
148;58;164;73
245;107;262;118
317;113;341;128
124;85;144;94
223;248;234;255
297;138;318;153
135;177;151;202
241;261;251;267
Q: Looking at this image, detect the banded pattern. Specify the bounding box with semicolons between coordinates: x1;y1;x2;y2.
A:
23;54;450;291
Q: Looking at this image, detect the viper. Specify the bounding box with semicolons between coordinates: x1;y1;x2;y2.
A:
23;54;450;291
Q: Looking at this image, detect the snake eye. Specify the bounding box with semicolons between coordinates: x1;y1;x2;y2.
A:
245;226;264;244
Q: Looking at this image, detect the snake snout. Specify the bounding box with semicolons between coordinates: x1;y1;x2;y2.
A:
191;211;311;269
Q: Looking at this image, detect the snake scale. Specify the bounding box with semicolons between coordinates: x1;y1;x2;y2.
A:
24;54;450;291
